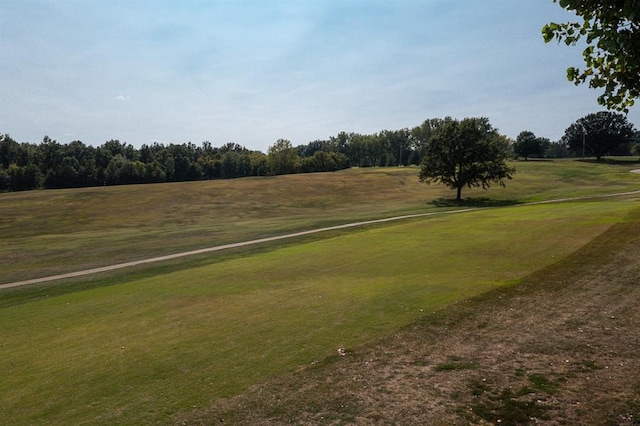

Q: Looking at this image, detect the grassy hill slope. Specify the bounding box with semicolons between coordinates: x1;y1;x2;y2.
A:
1;160;639;284
184;207;640;425
1;159;639;424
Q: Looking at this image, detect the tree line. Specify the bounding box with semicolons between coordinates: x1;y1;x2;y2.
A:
1;112;638;192
418;112;637;201
0;137;351;191
0;124;431;191
513;111;638;161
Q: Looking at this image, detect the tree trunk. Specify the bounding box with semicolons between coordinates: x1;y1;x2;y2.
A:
456;185;462;201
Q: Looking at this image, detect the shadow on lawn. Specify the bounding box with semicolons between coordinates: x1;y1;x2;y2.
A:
577;157;640;165
430;197;522;208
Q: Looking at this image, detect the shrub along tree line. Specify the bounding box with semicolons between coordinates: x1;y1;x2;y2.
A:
1;112;638;192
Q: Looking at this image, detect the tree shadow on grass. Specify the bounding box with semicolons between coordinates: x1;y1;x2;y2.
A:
578;157;640;166
430;197;522;208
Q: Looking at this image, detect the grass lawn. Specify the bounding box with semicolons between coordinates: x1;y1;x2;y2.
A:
1;159;639;284
187;205;640;425
1;198;638;424
1;160;639;424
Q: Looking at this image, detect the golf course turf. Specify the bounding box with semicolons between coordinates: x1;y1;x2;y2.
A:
1;159;639;424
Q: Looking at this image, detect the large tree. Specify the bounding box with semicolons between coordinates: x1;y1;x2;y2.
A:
419;117;515;201
561;111;636;160
514;131;546;160
267;139;299;175
542;0;640;111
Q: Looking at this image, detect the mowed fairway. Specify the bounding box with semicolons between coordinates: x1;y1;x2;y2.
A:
2;160;640;285
1;160;640;424
0;168;432;284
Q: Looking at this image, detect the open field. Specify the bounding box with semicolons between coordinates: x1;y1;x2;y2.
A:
1;159;639;285
1;159;640;424
183;206;640;425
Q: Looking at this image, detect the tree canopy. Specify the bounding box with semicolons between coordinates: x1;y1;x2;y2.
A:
561;111;636;160
419;117;515;201
267;139;299;175
514;131;550;160
542;0;640;111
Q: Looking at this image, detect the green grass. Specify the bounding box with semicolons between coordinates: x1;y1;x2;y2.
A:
0;168;432;283
1;199;638;424
527;373;560;395
495;159;640;201
1;160;639;284
1;160;640;424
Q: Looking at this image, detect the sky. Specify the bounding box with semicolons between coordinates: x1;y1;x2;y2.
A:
2;0;639;152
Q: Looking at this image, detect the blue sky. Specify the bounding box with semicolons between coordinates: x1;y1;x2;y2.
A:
2;0;638;152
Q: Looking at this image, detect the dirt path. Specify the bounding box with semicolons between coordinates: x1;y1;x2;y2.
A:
3;188;640;290
0;209;475;290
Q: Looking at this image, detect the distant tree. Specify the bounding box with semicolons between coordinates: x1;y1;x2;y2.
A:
58;156;82;185
0;135;44;190
561;111;636;160
199;140;216;157
377;129;412;166
631;130;640;156
0;167;8;191
349;133;384;167
545;141;570;158
100;139;137;160
296;140;330;158
104;154;129;184
220;149;252;178
543;0;640;111
299;151;349;173
66;140;97;184
330;151;350;170
5;163;41;191
301;151;334;173
39;136;63;172
96;139;135;181
237;150;253;177
538;137;552;155
249;151;269;176
169;143;201;181
346;133;370;167
155;147;176;181
267;139;299;175
138;143;157;164
144;161;167;182
221;151;240;178
0;134;21;168
409;119;443;164
419;117;515;201
328;132;351;157
219;142;244;154
514;131;546;160
197;155;221;179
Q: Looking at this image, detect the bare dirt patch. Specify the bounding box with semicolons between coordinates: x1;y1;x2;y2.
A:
179;209;640;425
